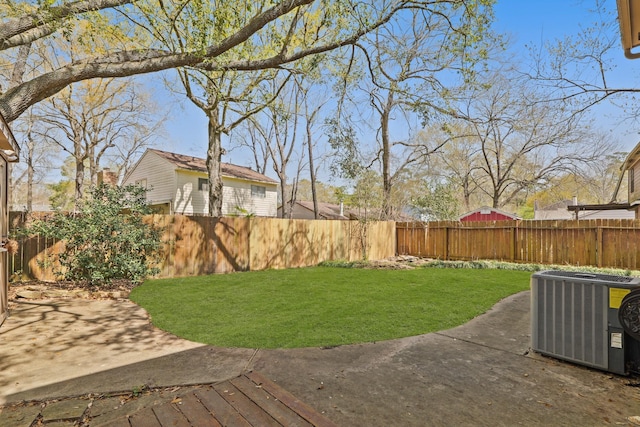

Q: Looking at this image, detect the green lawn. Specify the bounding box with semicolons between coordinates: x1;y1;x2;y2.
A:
129;266;531;349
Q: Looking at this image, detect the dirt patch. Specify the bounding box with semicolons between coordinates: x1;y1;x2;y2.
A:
366;255;433;269
8;279;136;309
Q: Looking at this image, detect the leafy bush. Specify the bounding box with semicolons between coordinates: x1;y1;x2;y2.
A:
22;184;162;286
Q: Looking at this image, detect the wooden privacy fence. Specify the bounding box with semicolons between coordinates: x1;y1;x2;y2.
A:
397;219;640;270
9;213;396;281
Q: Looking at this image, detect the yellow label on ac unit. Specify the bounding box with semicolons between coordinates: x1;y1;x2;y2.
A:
610;288;631;309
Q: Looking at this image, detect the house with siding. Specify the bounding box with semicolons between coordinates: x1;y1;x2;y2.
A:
122;149;278;217
620;142;640;218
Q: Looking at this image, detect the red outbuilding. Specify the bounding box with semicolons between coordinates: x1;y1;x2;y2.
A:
459;206;521;222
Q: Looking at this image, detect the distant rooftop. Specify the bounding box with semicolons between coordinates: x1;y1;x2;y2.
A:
149;149;277;184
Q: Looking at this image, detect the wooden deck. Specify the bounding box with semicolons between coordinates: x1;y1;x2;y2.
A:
101;371;338;427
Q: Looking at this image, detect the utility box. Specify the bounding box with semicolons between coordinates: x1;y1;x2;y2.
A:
531;270;640;375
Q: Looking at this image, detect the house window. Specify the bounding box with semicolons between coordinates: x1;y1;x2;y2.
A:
198;178;209;192
135;178;147;189
631;168;636;194
251;185;266;198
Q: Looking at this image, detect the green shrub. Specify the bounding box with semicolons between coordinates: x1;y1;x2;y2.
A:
21;184;162;286
318;260;370;268
419;259;640;276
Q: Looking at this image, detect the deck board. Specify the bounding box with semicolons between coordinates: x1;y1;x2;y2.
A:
195;388;252;427
230;375;313;427
129;407;162;427
175;393;222;427
116;371;336;427
152;402;191;427
214;382;281;427
246;371;338;427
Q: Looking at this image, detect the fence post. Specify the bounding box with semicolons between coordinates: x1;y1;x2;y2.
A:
510;221;518;262
423;222;428;257
596;225;603;268
444;226;449;261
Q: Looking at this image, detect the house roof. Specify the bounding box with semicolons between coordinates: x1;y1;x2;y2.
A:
610;142;640;202
285;200;414;221
149;149;277;184
578;209;635;219
567;202;632;212
622;142;640;171
0;113;19;162
294;201;350;220
538;199;573;211
459;206;521;220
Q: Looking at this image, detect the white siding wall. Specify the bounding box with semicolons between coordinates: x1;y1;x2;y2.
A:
122;152;177;207
631;162;640;205
174;171;209;215
221;178;277;217
124;151;277;216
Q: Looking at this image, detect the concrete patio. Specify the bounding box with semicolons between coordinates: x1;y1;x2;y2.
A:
1;291;640;426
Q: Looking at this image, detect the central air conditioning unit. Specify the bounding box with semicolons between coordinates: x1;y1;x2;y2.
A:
531;270;640;375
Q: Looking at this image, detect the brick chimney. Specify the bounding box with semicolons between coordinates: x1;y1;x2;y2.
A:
97;168;118;186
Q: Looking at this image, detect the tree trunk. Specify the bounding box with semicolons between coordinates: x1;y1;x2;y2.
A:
74;133;85;210
306;114;318;219
26;156;33;212
88;144;97;186
279;173;288;218
26;132;35;212
206;111;224;217
381;92;393;219
462;176;471;211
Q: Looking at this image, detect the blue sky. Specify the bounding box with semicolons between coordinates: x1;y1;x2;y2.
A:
495;0;638;151
494;0;595;44
160;1;639;175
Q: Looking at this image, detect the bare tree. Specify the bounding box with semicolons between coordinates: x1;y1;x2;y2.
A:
231;121;270;175
9;107;59;211
35;78;161;205
333;5;495;218
525;0;640;123
174;65;291;216
577;150;628;204
243;77;307;219
425;125;484;211
453;75;616;209
292;75;329;218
